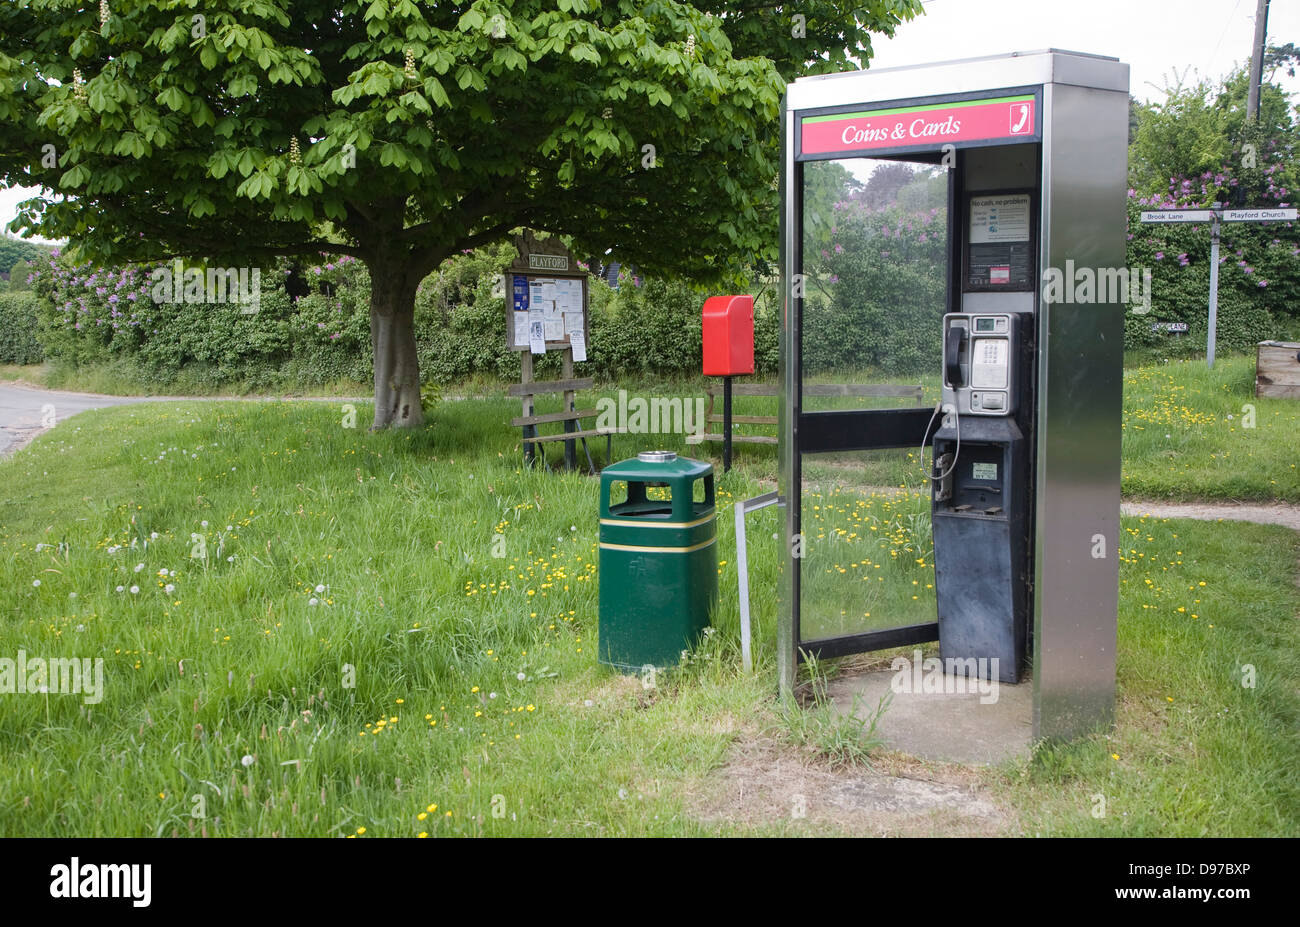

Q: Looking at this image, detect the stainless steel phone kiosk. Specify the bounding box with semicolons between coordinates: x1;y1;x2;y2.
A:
778;50;1129;741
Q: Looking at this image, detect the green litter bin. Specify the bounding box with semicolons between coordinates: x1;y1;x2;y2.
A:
598;451;717;672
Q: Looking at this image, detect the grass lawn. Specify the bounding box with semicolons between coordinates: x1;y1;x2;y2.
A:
1121;354;1300;502
16;347;1298;501
2;384;1298;836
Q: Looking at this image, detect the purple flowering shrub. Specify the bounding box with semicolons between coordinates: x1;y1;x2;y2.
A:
24;240;754;388
29;251;369;388
1126;146;1297;354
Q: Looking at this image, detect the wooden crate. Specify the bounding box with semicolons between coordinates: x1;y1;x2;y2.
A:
1255;341;1300;399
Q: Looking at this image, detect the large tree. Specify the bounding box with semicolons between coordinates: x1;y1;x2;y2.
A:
0;0;921;427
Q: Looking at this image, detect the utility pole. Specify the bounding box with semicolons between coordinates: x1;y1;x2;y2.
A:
1246;0;1271;121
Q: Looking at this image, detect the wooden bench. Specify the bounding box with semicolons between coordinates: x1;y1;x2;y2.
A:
509;376;614;472
687;382;926;447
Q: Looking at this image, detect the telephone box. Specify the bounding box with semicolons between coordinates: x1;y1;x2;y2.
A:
777;50;1129;740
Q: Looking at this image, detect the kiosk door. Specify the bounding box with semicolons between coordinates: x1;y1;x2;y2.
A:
789;155;950;664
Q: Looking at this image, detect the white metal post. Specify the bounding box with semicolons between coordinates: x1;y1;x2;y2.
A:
734;500;752;674
1208;212;1220;369
735;490;780;675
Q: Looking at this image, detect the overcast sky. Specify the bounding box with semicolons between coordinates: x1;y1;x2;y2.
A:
870;0;1297;102
2;0;1293;242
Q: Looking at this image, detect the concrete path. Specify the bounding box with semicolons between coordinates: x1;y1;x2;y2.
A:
0;383;159;457
0;382;366;458
1122;500;1300;532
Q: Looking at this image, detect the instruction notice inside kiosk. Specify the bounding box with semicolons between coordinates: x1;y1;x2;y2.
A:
966;193;1032;290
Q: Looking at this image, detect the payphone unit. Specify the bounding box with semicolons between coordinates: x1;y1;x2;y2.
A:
941;312;1020;418
931;306;1032;682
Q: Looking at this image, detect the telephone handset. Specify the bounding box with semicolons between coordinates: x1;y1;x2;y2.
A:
945;323;966;388
941;312;1019;417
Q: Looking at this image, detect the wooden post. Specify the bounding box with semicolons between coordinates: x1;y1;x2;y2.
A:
561;346;576;470
520;350;536;467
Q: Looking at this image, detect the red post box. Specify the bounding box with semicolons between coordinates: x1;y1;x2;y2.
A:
702;295;754;376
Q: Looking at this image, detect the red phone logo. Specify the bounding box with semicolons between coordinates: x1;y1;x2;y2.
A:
1010;103;1032;135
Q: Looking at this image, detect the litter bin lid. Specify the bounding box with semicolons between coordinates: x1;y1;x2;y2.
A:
601;453;713;482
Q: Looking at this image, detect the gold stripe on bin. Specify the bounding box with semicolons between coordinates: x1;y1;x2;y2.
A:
597;537;718;554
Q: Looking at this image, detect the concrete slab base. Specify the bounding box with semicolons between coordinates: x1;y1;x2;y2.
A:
827;665;1033;766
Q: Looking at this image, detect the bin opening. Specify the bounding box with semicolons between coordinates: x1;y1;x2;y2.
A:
610;501;675;518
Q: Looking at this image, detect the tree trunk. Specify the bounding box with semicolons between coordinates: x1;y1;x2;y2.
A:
369;260;425;430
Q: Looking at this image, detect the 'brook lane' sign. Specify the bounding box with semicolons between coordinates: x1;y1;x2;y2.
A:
800;94;1037;157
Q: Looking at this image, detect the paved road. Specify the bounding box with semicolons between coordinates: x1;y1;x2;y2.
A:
0;383;160;457
0;383;369;457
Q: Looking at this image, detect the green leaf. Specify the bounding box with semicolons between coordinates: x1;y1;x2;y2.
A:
379;143;408;168
455;65;483;91
423;77;449;108
228;74;258;97
208;151;233;179
188;196;215;218
59;164;89;188
156;86;187;112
